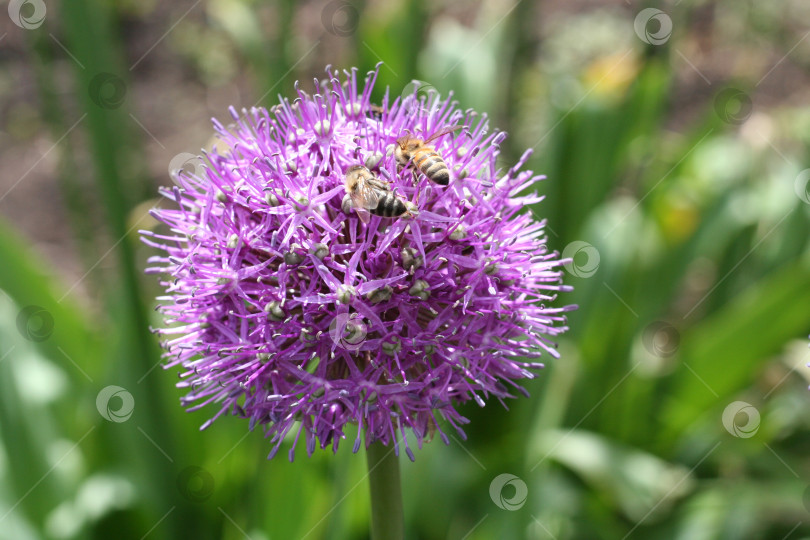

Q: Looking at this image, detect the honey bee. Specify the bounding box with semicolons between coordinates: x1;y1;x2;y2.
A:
367;103;384;120
344;165;416;223
395;125;464;186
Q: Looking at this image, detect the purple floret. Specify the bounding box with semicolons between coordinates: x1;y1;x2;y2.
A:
142;65;576;461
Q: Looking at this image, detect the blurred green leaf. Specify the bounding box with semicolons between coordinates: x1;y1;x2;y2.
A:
0;295;90;540
661;261;810;445
0;216;102;383
531;429;694;522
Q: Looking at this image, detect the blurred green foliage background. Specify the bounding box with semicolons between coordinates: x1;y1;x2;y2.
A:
2;0;810;538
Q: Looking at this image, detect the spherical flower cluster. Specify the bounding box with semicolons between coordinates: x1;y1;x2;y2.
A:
143;65;575;460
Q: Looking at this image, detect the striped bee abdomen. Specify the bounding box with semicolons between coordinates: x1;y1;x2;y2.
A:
371;192;408;217
414;148;450;185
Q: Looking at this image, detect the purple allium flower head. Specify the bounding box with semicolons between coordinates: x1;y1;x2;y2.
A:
143;65;576;461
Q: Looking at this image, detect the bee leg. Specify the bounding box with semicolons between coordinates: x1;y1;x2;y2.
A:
413;181;424;208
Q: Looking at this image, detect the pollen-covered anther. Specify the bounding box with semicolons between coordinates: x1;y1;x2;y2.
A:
293;195;309;210
337;285;357;305
265;301;285;321
401;247;423;271
409;280;430;300
449;225;467;241
381;336;401;356
300;328;317;346
310;243;329;260
314;120;331;137
365;151;383;170
227;234;239;249
341;194;354;215
366;285;393;304
284;244;304;265
344;321;366;343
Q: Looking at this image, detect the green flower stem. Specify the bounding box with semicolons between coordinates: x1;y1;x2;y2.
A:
366;440;404;540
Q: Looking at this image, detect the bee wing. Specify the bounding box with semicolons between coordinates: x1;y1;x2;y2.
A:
350;180;382;210
355;207;372;224
424;124;465;145
395;132;413;146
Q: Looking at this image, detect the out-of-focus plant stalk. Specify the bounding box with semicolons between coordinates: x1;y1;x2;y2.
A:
366;440;404;540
